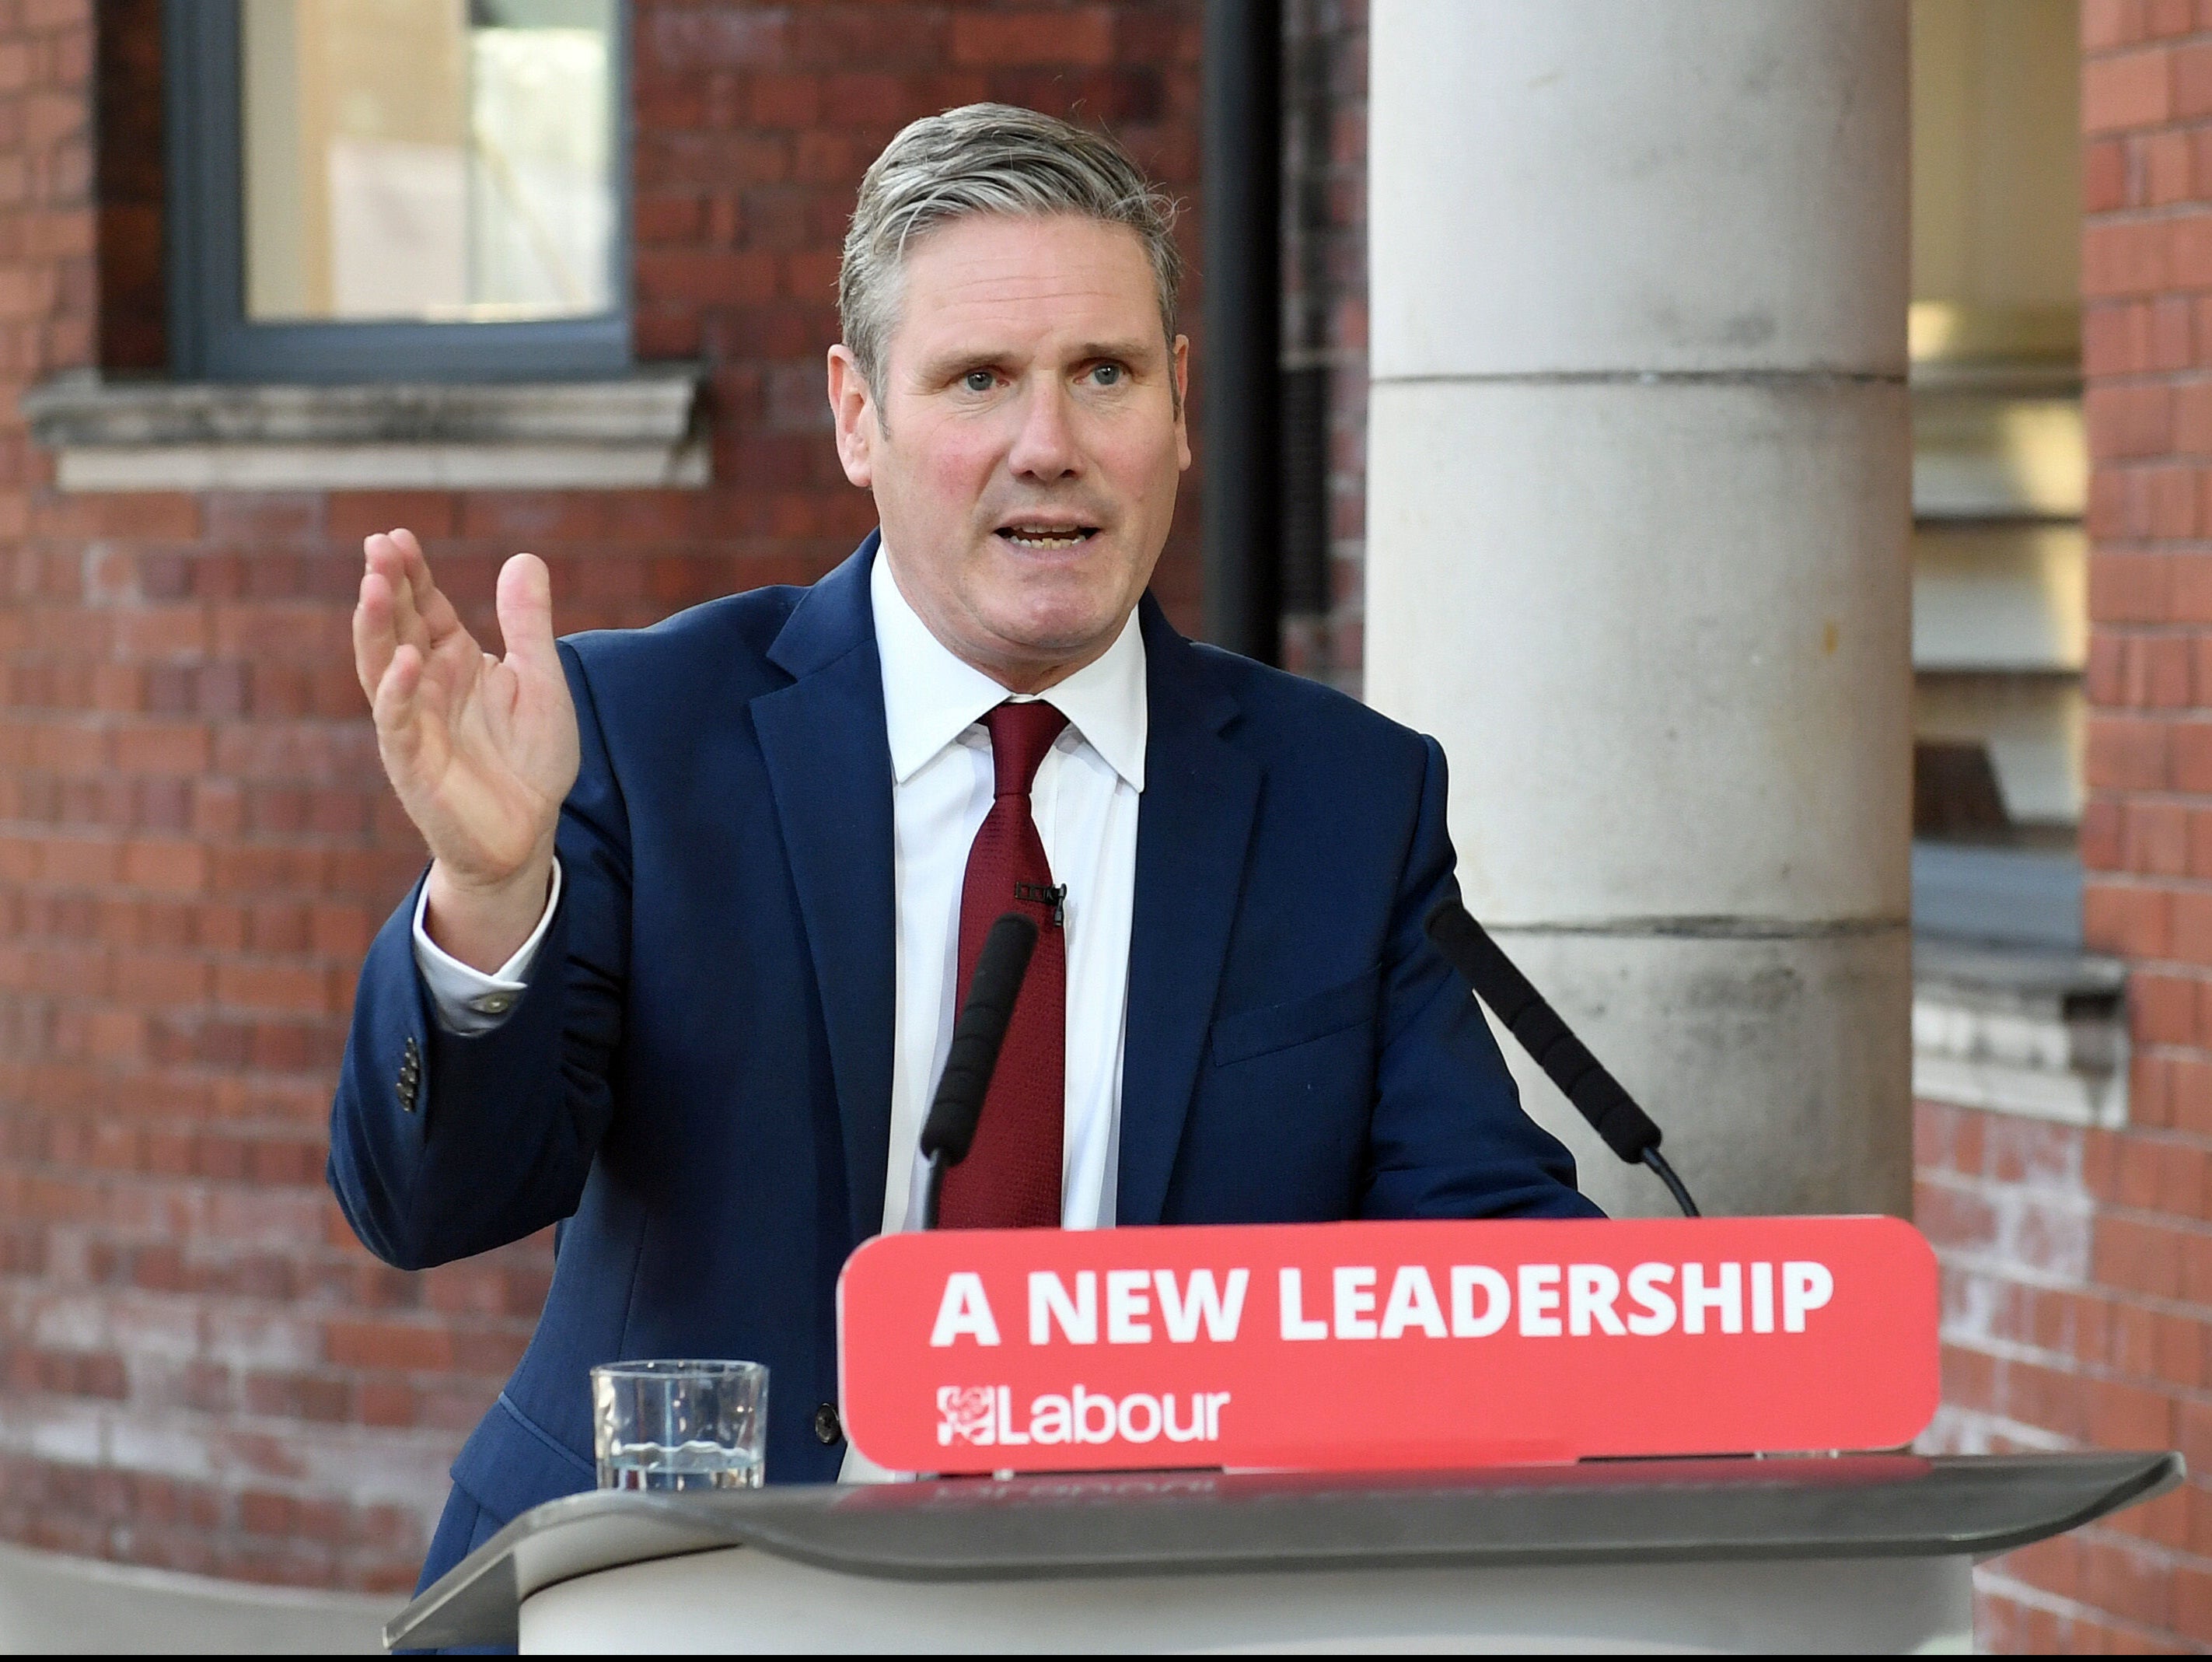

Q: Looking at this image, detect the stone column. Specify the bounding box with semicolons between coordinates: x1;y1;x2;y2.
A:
1365;1;1913;1216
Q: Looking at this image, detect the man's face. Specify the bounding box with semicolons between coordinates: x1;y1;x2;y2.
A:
828;213;1190;691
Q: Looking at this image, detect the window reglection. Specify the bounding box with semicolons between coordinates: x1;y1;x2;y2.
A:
239;0;618;327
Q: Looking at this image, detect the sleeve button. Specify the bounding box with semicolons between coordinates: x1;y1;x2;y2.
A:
812;1402;842;1445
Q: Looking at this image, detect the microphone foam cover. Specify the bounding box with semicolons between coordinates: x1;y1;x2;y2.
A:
919;912;1040;1167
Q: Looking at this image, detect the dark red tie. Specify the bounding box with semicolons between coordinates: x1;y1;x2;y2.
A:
938;700;1069;1230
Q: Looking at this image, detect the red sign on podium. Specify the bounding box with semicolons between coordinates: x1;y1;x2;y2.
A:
836;1217;1938;1475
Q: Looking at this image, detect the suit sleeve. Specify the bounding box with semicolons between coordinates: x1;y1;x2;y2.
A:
1359;736;1606;1220
327;642;632;1269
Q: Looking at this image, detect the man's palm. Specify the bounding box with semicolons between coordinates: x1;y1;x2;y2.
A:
355;530;580;890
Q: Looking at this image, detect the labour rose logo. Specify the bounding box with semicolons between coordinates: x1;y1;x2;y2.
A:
937;1385;996;1446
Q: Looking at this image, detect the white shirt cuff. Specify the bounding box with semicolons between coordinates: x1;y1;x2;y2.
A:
411;859;563;1036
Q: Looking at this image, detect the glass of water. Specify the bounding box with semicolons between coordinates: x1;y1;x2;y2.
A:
592;1359;767;1491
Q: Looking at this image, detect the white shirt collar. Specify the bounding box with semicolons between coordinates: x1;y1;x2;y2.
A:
871;544;1147;793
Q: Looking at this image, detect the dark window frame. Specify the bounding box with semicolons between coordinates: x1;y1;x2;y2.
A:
162;0;631;383
1911;840;2084;955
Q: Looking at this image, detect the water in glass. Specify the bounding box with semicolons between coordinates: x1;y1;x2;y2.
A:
598;1440;764;1491
591;1359;767;1492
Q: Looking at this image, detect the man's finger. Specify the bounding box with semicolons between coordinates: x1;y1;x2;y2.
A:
368;533;433;656
494;552;561;683
391;527;466;645
354;568;399;704
371;642;425;758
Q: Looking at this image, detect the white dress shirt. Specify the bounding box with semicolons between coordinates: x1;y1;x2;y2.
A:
869;550;1145;1235
412;548;1148;1246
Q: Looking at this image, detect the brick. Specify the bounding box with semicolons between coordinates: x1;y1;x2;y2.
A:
2137;971;2203;1044
2128;802;2195;874
2157;298;2198;370
2110;1492;2192;1576
2179;891;2212;966
2173;1055;2212;1134
2091;300;2154;379
2088;135;2132;215
2147;636;2195;705
2181;721;2212;792
2099;1214;2188;1299
2138;1053;2182;1129
2150;130;2197;205
119;839;206;894
631;192;704;245
2081;1531;2175;1629
2088;876;2176;956
2088;0;2149;47
2093;554;2174;624
1917;1178;1999;1251
2178;41;2212;119
951;8;1116;68
2093;384;2175;458
2175;212;2212;290
2086;798;2128;872
2168;380;2212;451
2179;554;2212;623
2088;715;2171;789
323;1321;454;1373
2179;1562;2212;1640
323;492;459;544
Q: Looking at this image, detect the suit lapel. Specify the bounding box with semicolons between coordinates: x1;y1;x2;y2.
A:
1118;604;1262;1224
753;540;897;1244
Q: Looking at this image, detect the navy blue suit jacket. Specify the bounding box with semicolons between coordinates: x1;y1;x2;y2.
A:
328;537;1596;1580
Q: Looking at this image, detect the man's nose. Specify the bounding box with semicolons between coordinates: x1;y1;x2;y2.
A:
1005;380;1082;481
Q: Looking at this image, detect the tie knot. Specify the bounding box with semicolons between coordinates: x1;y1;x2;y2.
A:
984;700;1068;797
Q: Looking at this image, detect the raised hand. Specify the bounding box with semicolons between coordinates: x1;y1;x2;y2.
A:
354;530;580;971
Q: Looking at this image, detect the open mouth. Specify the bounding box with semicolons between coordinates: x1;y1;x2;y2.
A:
996;523;1099;551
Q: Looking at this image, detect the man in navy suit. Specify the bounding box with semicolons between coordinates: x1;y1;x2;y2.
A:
333;103;1599;1594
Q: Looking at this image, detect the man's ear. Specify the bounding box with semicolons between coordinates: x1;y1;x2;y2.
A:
827;345;876;487
1172;334;1192;471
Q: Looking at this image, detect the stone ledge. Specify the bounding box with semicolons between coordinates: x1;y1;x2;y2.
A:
0;1540;393;1653
1911;936;2127;1129
1909;355;2084;523
19;368;708;492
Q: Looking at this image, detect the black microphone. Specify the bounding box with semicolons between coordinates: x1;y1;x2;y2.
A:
917;912;1040;1229
1424;898;1699;1217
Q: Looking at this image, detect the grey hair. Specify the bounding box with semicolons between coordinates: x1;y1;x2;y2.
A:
838;103;1183;400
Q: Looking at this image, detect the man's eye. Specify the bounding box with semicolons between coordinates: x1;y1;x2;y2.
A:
963;369;996;394
1090;363;1123;387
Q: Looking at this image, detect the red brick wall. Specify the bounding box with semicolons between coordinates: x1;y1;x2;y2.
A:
0;0;1200;1591
1914;1102;2203;1650
1909;0;2212;1648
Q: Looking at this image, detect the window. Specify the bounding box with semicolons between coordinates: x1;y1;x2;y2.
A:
165;0;628;381
1908;0;2086;951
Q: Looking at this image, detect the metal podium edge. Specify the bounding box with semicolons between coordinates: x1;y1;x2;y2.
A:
382;1450;2185;1652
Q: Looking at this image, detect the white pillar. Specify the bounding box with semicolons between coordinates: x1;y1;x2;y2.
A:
1365;2;1912;1217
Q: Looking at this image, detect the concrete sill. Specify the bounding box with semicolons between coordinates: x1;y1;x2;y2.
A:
0;1540;394;1653
20;367;708;492
1911;935;2127;1128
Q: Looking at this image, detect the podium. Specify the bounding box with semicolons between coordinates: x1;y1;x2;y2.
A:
386;1450;2177;1653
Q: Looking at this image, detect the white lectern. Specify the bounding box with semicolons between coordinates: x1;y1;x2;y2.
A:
386;1450;2179;1653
